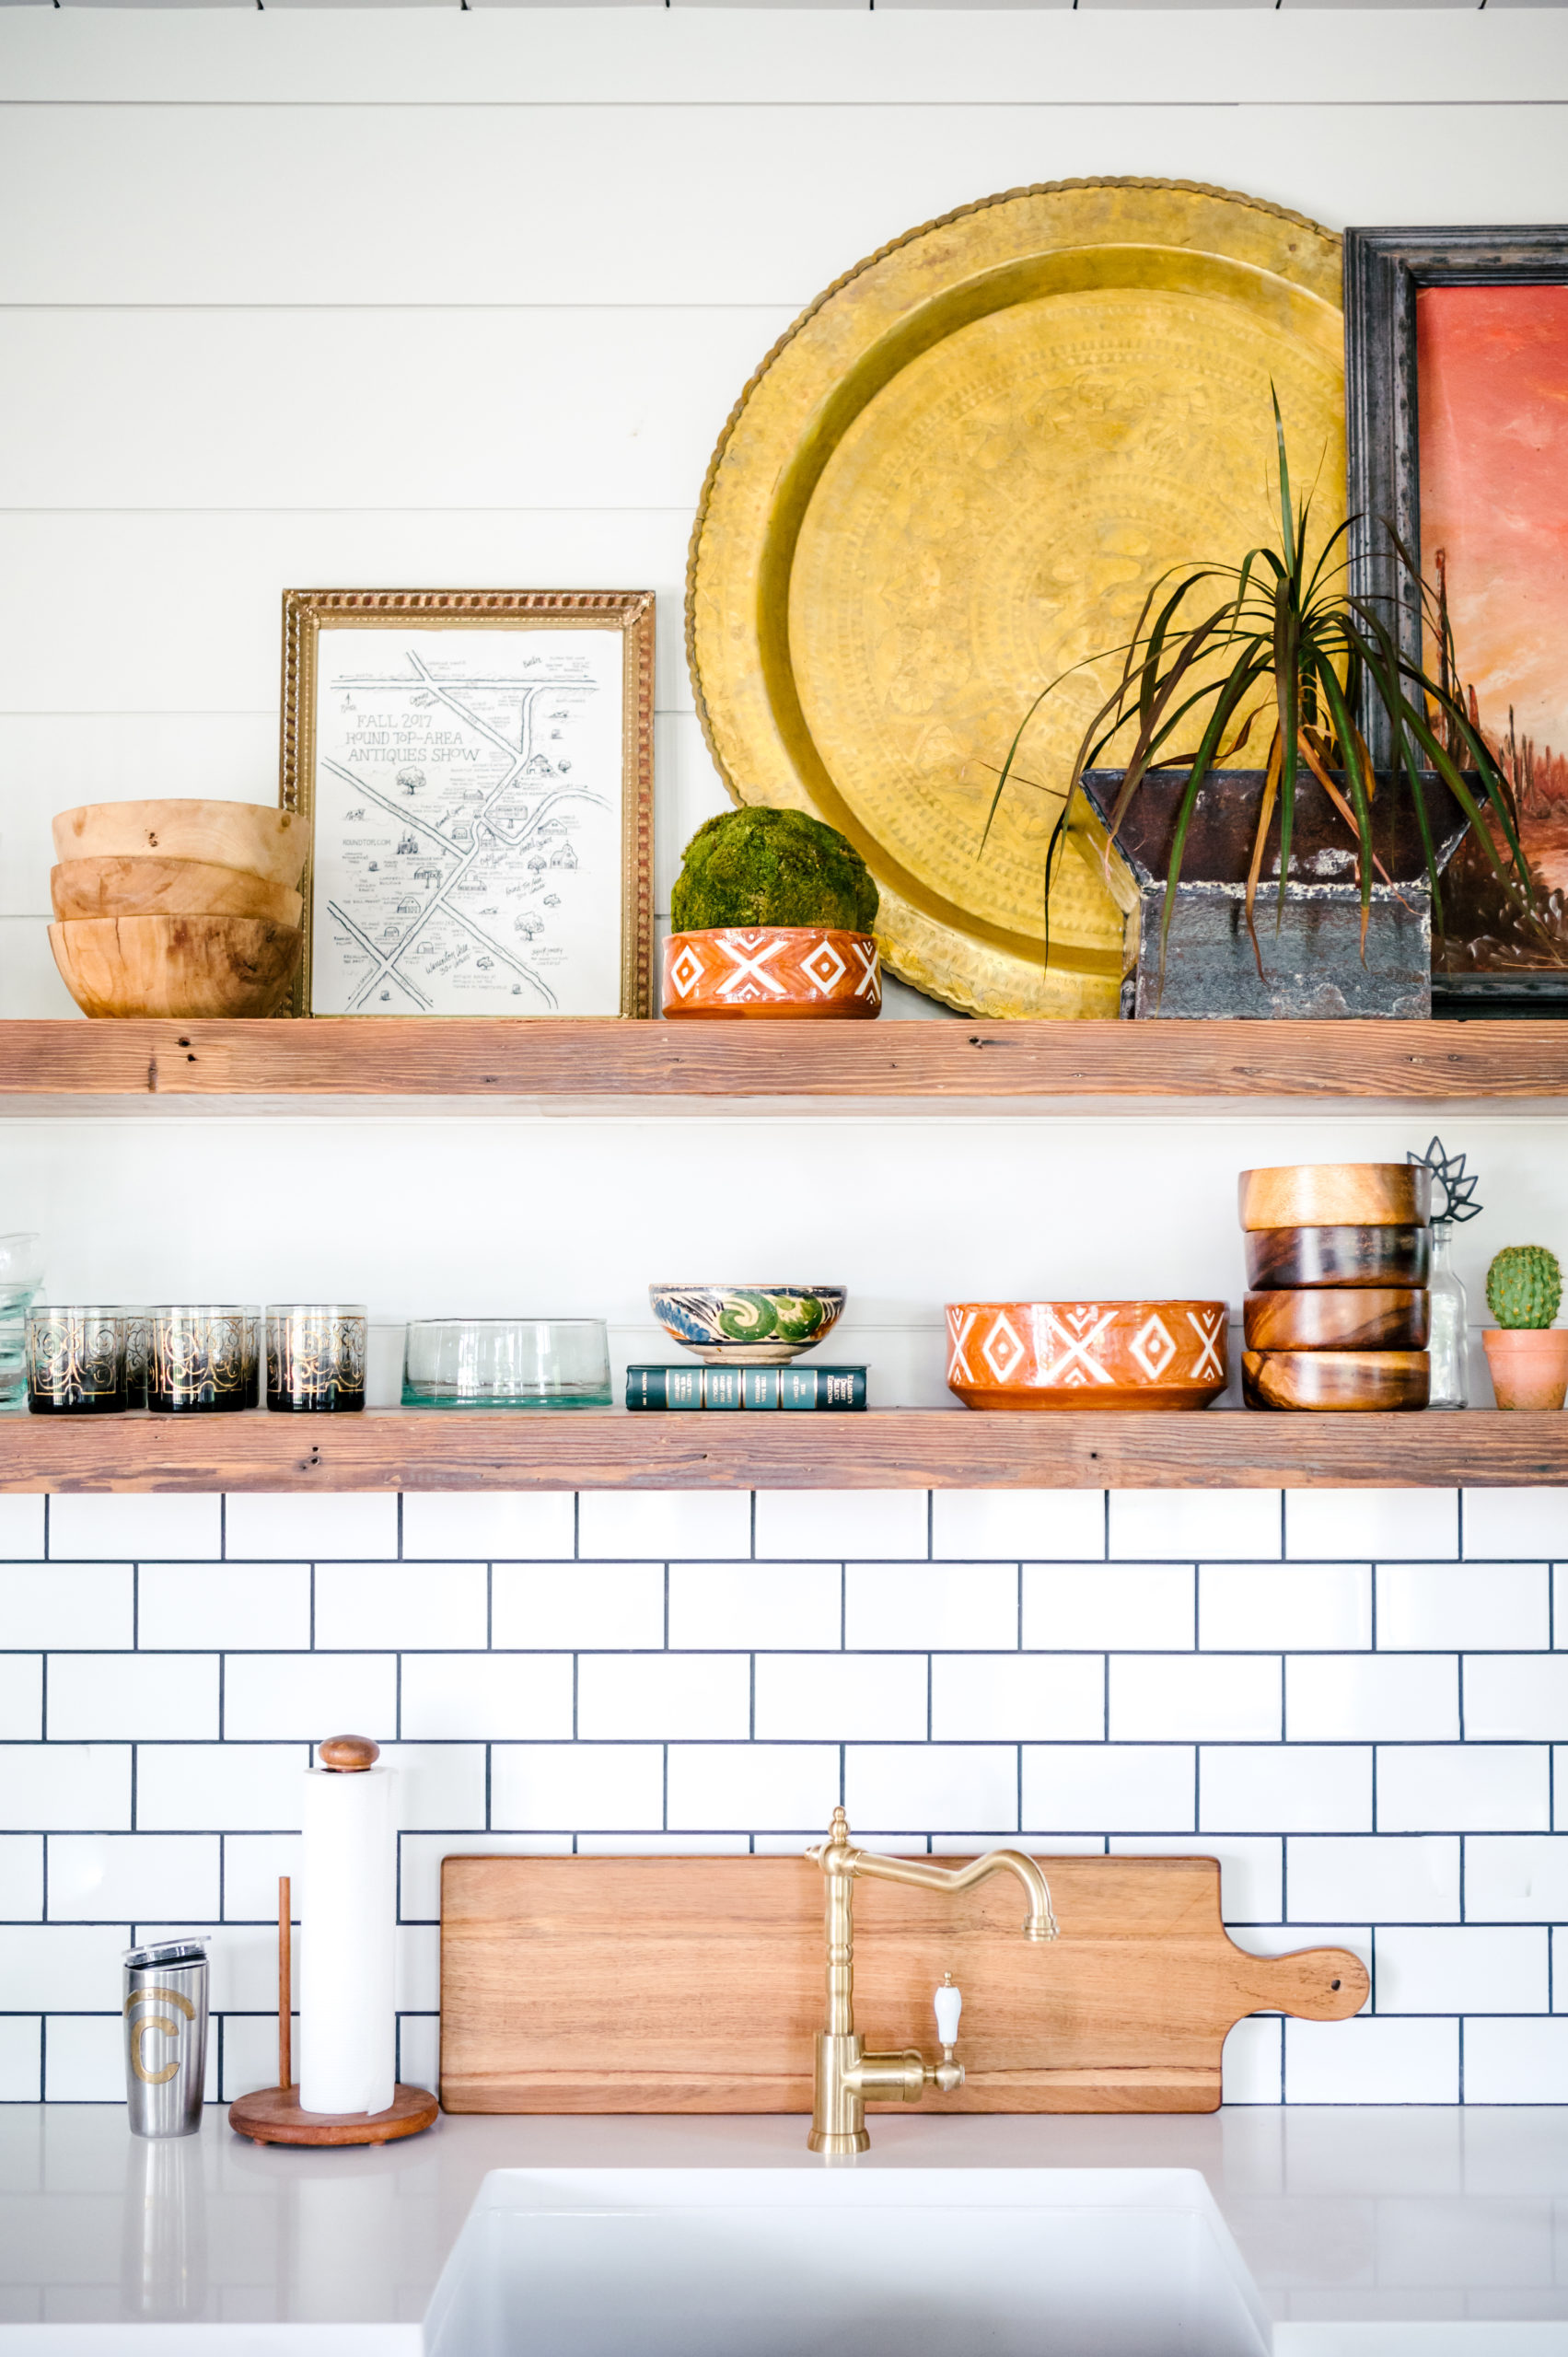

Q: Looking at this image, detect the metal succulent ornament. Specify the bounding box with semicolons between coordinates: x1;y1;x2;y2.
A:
984;389;1544;995
1406;1137;1482;1228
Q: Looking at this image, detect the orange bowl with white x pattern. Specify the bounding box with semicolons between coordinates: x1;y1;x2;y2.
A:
946;1301;1230;1411
662;927;880;1019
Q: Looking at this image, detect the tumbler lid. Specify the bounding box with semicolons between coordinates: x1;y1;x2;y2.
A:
123;1939;207;1970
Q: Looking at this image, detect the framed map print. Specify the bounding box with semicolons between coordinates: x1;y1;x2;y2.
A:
279;590;654;1016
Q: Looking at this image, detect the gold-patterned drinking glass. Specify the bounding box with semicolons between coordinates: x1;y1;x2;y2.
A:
26;1306;128;1415
265;1305;367;1414
147;1306;260;1414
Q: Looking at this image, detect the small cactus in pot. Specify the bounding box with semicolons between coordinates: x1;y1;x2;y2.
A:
1483;1246;1568;1411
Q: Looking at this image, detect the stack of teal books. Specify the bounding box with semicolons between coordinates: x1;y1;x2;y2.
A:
626;1365;866;1411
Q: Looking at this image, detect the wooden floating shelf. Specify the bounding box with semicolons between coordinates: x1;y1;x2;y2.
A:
1;1016;1568;1101
1;1408;1564;1492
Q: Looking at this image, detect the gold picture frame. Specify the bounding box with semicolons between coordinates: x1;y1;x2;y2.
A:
280;589;655;1017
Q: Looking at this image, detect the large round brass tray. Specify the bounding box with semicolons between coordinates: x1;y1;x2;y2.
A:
686;179;1343;1018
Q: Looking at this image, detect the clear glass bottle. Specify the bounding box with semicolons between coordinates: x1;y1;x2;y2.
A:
1426;1223;1469;1410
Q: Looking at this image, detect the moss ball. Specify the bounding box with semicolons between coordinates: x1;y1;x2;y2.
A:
670;807;879;934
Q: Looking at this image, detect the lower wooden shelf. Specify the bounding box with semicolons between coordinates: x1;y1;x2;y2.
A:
0;1408;1562;1492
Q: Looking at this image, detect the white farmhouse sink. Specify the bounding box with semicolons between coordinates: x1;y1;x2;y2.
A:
424;2166;1272;2357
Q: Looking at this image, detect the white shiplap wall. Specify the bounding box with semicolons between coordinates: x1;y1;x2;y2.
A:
2;8;1568;2107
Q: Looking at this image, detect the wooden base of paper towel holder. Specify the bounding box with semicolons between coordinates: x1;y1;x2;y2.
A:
227;2082;438;2147
226;1857;437;2146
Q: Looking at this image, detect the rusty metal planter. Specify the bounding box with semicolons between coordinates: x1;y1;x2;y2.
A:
1076;769;1469;1020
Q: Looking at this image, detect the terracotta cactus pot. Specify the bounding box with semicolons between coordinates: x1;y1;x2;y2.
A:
1482;1328;1568;1411
662;927;880;1019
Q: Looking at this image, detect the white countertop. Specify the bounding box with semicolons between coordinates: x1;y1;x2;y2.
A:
3;2106;1568;2351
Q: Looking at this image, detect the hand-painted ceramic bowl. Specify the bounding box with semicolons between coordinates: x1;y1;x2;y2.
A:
650;1283;847;1365
947;1300;1229;1411
662;928;880;1019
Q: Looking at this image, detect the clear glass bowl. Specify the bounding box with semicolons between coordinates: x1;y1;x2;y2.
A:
402;1318;611;1411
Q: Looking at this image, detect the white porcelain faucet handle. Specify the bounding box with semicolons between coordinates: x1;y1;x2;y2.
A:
934;1975;962;2048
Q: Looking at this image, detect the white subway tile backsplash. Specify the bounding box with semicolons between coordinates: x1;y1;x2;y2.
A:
575;1834;750;1856
0;2014;40;2101
845;1562;1016;1652
223;2010;296;2105
494;1562;664;1652
315;1561;488;1652
0;1924;128;2009
490;1742;663;1832
0;1565;131;1652
1023;1745;1194;1834
932;1655;1102;1743
1112;1655;1281;1743
135;1562;309;1654
47;1655;216;1742
754;1654;924;1743
1287;1655;1458;1743
42;2014;126;2104
931;1490;1103;1562
1462;1490;1567;1560
577;1491;749;1561
223;1654;396;1744
846;1745;1017;1834
1109;1491;1280;1562
136;1744;308;1833
224;1492;399;1562
47;1834;218;1922
375;1744;487;1831
1378;1562;1550;1655
0;1835;43;1921
1376;1745;1550;1834
1201;1747;1372;1834
0;1744;129;1832
222;1833;302;1920
47;1493;220;1563
400;1654;572;1742
1201;1564;1370;1654
398;2015;440;2093
1286;1489;1459;1562
1286;1836;1460;1924
1463;1655;1568;1741
668;1562;838;1653
1463;2017;1568;2103
1465;1836;1568;1922
1374;1925;1548;2015
0;1656;40;1740
1107;1835;1282;1922
1222;2015;1283;2104
1285;2016;1458;2104
399;1832;570;1921
401;1491;574;1561
577;1654;749;1742
0;1497;44;1559
1023;1562;1192;1653
666;1744;840;1832
755;1490;927;1562
395;1922;439;2013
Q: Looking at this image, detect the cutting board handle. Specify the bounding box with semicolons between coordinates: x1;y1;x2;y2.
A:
1227;1942;1368;2022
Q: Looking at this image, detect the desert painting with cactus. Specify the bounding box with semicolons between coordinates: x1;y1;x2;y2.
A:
1418;284;1568;967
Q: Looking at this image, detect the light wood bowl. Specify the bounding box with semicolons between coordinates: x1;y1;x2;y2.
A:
1244;1224;1432;1292
52;856;302;929
1243;1287;1431;1353
49;916;302;1019
1243;1349;1431;1412
52;800;309;889
1238;1163;1430;1232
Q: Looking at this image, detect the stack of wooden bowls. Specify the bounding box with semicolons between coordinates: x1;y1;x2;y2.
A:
49;800;310;1019
1240;1164;1432;1411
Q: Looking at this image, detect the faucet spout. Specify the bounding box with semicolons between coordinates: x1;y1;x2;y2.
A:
848;1842;1060;1943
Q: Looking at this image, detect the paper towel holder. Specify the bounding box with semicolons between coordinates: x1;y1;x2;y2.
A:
226;1737;438;2149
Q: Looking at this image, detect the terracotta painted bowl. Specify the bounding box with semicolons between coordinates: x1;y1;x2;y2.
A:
650;1283;847;1365
947;1300;1228;1411
662;928;880;1019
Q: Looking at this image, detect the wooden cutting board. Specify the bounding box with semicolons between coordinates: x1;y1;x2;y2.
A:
439;1854;1366;2116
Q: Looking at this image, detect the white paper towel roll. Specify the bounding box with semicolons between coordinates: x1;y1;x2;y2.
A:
300;1761;396;2117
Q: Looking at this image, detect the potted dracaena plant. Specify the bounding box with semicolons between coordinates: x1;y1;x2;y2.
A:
983;394;1545;1018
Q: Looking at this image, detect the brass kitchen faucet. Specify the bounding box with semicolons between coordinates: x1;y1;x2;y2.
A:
803;1805;1058;2155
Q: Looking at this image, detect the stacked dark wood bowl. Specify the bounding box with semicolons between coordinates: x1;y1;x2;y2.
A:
1240;1164;1432;1411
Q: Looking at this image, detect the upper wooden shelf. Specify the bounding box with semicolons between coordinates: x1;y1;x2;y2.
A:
2;1016;1568;1102
2;1407;1564;1492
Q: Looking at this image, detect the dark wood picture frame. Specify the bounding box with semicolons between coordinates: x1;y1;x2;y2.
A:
1345;226;1568;1015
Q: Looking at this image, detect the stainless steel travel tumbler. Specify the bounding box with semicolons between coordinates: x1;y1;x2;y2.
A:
123;1940;208;2138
